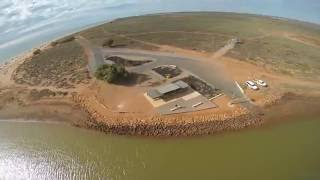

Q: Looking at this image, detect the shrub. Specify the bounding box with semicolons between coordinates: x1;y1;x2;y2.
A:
50;41;58;47
50;36;75;47
95;64;128;83
14;41;88;88
102;39;114;47
33;49;41;56
58;36;75;44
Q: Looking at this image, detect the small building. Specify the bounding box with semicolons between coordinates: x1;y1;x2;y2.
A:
174;80;189;89
147;80;189;100
147;89;163;100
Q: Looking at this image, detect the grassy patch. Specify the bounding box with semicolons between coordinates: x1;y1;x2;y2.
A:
228;36;320;77
14;41;90;89
78;12;320;78
78;26;157;50
28;89;69;101
129;32;228;52
102;12;320;39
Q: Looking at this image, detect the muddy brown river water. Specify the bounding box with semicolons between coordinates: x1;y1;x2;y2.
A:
0;117;319;180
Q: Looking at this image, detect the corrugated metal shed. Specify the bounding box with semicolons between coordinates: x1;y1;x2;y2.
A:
147;89;163;99
175;80;189;89
147;81;189;99
157;83;180;94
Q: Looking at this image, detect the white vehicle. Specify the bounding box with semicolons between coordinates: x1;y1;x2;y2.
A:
246;81;259;90
255;80;268;87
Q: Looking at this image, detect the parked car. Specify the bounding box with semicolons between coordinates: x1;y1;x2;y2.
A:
246;81;259;90
255;80;268;87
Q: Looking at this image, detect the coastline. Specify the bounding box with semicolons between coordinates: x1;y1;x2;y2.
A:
0;49;263;137
87;114;263;137
1;84;319;137
0;41;51;66
74;89;320;137
0;17;112;65
1;27;319;137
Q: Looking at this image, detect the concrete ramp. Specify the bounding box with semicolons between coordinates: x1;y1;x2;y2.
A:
157;94;217;115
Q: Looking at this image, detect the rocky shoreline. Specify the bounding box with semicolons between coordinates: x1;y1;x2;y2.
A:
1;90;319;137
85;112;263;137
1;41;263;137
72;91;320;137
0;88;264;137
1;35;319;137
71;91;269;137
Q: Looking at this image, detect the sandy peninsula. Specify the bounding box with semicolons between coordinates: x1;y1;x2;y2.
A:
1;12;320;136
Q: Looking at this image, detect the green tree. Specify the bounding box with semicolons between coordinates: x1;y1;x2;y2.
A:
95;64;128;83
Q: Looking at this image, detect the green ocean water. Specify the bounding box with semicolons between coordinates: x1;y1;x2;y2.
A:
0;118;319;180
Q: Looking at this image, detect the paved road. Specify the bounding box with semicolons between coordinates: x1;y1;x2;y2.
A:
102;48;254;108
77;36;254;109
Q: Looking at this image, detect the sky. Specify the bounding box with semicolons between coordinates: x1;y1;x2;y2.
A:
0;0;320;62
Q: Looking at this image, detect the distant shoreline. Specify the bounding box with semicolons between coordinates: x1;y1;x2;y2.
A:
0;19;113;64
2;10;320;64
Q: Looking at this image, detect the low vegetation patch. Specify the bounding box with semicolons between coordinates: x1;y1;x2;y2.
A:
102;39;114;47
95;64;129;83
79;12;320;78
14;41;90;89
51;36;75;46
228;36;320;77
129;32;228;52
77;27;158;50
33;49;41;56
28;89;69;101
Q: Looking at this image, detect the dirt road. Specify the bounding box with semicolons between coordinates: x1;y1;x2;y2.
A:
76;36;104;74
211;38;238;59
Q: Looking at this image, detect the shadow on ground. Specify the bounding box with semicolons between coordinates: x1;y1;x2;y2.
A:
114;73;151;86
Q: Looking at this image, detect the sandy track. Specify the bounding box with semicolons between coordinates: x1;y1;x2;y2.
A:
211;39;237;59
